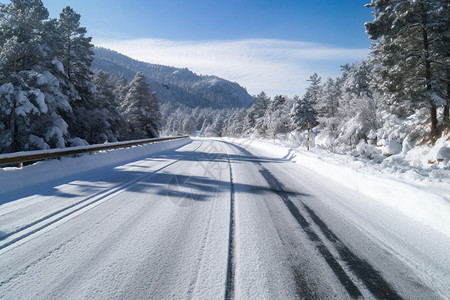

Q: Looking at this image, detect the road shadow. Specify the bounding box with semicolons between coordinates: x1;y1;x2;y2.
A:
0;140;297;208
0;140;309;243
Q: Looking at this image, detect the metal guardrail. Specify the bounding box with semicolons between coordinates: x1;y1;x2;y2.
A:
0;136;189;168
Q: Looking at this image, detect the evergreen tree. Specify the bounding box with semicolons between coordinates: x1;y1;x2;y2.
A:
337;61;381;147
291;94;315;132
0;0;49;74
159;101;177;135
0;0;74;152
298;73;321;129
121;72;161;139
114;75;129;105
90;69;124;142
339;61;379;128
55;6;99;143
182;116;196;135
209;112;225;137
433;1;450;124
224;109;246;136
365;0;448;136
266;95;292;135
341;61;372;99
57;6;94;99
245;91;270;135
315;77;340;133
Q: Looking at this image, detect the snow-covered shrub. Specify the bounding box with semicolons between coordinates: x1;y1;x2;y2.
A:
354;141;381;159
67;137;89;147
315;130;338;152
28;135;50;150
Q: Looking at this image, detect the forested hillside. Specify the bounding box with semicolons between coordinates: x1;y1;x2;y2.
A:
93;48;254;109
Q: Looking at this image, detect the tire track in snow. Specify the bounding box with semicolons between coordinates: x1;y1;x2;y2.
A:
0;142;204;252
258;167;362;298
227;142;402;299
184;141;227;297
221;142;236;300
301;203;403;300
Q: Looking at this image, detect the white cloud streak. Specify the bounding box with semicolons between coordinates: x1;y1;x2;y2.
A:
94;38;369;97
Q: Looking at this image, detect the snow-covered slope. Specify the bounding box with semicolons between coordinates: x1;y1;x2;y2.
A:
92;47;254;109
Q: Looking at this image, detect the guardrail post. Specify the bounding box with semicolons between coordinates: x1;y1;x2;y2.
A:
18;162;23;169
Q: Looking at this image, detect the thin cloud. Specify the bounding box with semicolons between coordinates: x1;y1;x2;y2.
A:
94;38;369;97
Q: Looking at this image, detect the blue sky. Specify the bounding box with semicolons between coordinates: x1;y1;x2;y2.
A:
39;0;374;96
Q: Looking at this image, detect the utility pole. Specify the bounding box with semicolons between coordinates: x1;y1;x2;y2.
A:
307;121;310;151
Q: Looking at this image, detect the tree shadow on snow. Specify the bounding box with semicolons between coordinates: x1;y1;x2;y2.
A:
0;142;307;208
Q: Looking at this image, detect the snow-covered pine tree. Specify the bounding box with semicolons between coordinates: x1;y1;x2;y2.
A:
293;73;321;130
207;111;225;137
147;91;162;137
56;6;105;144
245;91;270;135
198;107;213;135
0;0;48;152
432;0;450;124
337;60;381;147
233;109;247;136
315;77;340;134
114;75;129;105
182;116;196;135
0;0;74;152
159;101;178;135
365;0;447;136
121;72;161;139
341;61;373;99
266;95;293;136
90;69;125;142
291;94;316;132
0;0;49;73
222;108;243;137
57;6;94;100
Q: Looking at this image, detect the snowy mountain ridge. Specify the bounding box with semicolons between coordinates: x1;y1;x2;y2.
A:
92;47;254;109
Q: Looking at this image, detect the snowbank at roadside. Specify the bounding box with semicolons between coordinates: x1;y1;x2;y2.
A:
282;130;450;184
224;136;450;238
0;137;191;194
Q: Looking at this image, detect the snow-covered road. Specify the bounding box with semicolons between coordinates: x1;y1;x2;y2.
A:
0;138;449;299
